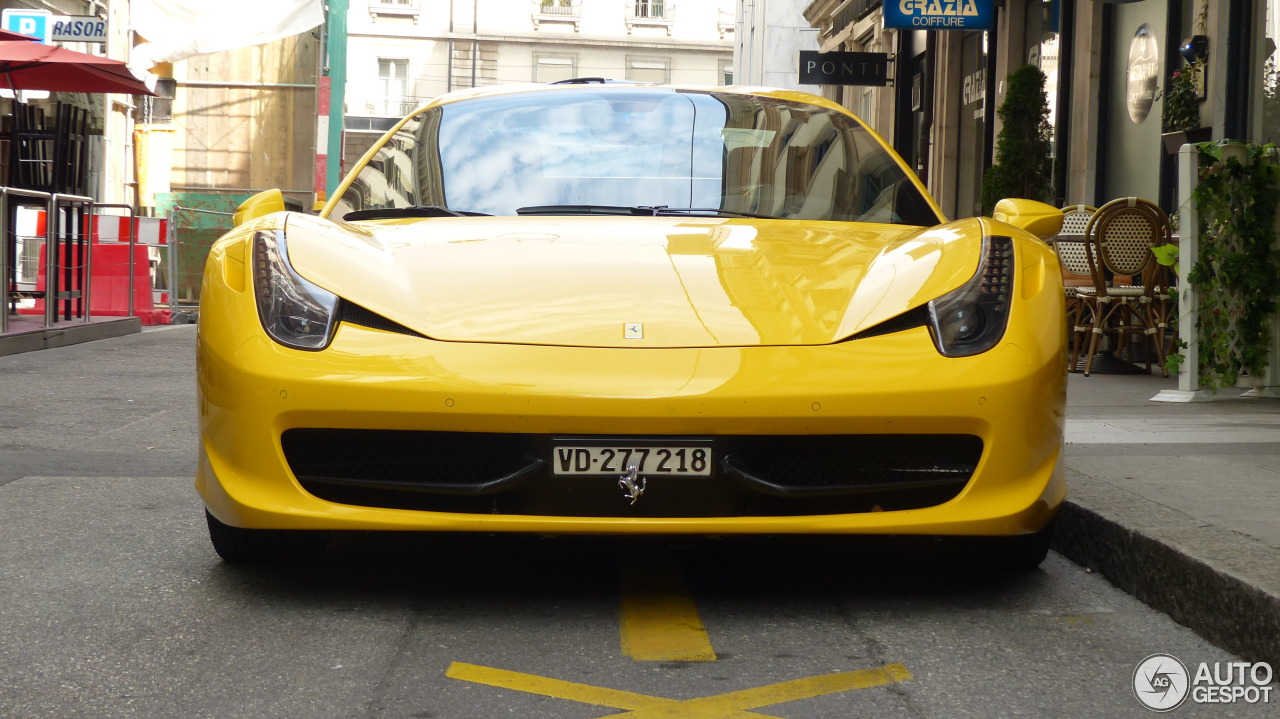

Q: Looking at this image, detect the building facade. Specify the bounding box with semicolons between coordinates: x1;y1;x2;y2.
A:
0;0;136;205
342;0;736;171
735;0;821;91
800;0;1277;222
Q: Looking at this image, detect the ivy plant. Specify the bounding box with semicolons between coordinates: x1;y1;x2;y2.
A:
1177;142;1280;389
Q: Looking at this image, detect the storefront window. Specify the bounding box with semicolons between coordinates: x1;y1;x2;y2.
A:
954;32;987;218
1027;1;1060;200
1257;1;1280;143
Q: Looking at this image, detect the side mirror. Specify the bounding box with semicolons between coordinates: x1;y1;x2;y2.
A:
233;189;287;227
992;199;1063;242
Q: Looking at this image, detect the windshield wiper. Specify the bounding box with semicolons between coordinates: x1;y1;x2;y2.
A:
650;207;778;219
516;204;778;219
344;205;490;221
516;204;645;216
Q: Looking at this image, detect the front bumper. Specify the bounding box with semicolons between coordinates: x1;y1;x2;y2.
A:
197;309;1066;537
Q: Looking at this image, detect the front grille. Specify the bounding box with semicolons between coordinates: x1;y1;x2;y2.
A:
719;435;981;494
849;305;930;341
339;302;426;338
282;430;983;518
283;430;541;492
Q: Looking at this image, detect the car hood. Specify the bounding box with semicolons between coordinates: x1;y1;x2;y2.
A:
284;214;985;348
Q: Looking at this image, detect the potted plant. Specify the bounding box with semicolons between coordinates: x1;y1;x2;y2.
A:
1161;61;1210;153
980;64;1053;215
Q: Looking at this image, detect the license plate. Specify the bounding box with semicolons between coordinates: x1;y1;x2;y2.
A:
552;445;713;476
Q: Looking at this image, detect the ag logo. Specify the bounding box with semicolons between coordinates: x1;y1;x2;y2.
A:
1134;653;1190;712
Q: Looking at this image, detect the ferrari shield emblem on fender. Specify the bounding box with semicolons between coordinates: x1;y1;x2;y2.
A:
624;323;643;339
619;466;646;504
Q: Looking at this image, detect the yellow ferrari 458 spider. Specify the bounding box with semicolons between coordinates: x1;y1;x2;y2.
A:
197;81;1067;567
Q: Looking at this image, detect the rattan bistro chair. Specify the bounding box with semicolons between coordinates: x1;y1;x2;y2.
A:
1074;197;1173;376
1053;205;1097;362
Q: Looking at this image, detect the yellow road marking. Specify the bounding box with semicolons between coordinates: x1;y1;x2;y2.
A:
618;559;717;661
446;661;912;719
446;662;675;713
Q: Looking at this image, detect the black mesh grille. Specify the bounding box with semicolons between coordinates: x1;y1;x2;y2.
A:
282;430;982;518
339;302;426;338
849;305;930;341
719;435;980;495
283;430;540;492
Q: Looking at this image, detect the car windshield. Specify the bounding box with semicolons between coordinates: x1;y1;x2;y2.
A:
333;87;940;226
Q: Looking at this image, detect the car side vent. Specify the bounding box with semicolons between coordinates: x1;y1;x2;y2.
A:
849;305;930;341
339;302;427;339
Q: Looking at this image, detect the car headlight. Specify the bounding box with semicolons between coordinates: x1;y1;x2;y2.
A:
252;230;339;350
926;236;1014;357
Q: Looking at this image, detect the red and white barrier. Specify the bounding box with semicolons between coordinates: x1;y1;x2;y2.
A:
18;211;172;325
91;215;168;246
30;212;169;246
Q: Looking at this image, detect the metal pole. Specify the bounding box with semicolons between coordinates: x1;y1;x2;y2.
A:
0;187;8;336
128;210;135;320
325;0;349;197
80;203;91;323
43;195;56;328
167;209;177;312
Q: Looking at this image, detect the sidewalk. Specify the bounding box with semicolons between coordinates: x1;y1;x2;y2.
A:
1057;370;1280;668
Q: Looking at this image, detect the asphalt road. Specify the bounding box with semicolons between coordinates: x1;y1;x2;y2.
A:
0;327;1271;718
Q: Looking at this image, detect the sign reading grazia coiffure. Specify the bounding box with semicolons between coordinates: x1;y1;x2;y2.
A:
883;0;996;31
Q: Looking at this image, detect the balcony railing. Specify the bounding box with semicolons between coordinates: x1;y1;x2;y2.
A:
369;0;419;20
626;1;674;34
532;0;581;30
717;7;735;38
633;2;672;20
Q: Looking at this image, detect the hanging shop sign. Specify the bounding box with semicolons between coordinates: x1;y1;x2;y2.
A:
798;51;891;86
1126;23;1159;123
883;1;996;31
51;17;108;44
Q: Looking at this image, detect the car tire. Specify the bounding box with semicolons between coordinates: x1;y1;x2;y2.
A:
205;510;330;564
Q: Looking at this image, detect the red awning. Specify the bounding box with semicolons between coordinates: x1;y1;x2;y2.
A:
0;40;154;95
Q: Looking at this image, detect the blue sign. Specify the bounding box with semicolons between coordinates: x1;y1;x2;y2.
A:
1;8;52;42
883;1;996;31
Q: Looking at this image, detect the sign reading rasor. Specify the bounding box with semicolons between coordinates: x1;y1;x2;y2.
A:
798;52;890;87
52;16;107;43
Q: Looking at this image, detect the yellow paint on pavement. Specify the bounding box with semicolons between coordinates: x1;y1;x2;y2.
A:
447;662;676;713
618;560;717;661
616;664;913;719
446;661;913;718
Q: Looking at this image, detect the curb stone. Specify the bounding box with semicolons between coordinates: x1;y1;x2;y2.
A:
1053;472;1280;668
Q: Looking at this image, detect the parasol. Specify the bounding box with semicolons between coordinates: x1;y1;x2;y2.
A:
0;40;154;95
0;28;38;41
